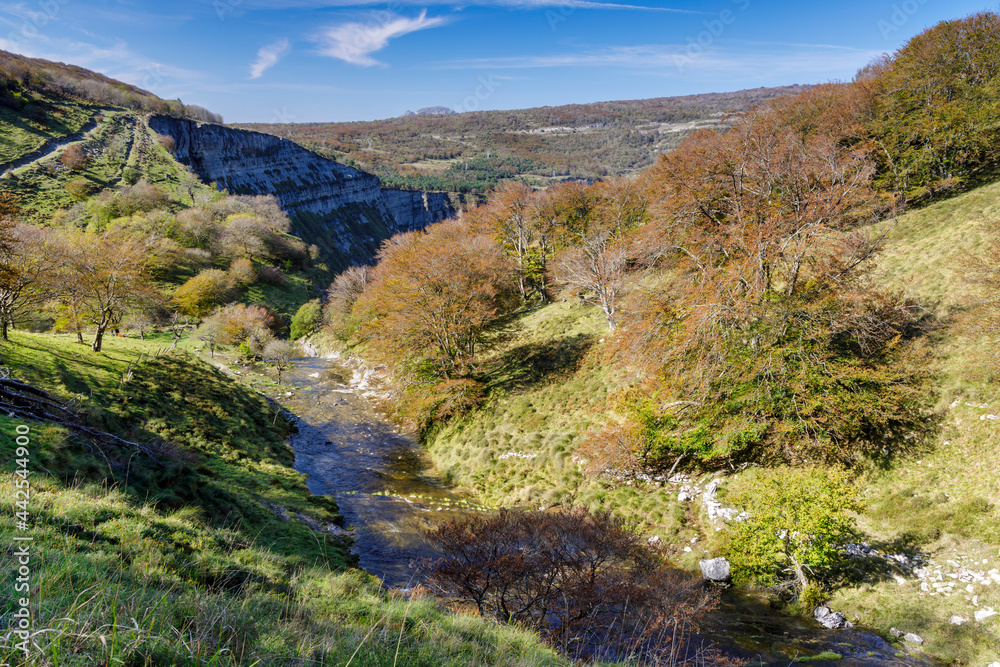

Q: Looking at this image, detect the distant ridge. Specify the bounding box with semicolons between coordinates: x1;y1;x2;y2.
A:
403;106;456;117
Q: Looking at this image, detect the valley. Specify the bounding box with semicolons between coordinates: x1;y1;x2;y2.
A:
2;8;1000;667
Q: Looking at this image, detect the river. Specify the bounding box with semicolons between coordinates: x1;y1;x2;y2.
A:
281;356;940;666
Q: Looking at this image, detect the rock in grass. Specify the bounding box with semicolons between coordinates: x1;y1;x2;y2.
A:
950;615;967;625
903;633;923;645
974;608;998;622
813;606;848;629
699;557;730;582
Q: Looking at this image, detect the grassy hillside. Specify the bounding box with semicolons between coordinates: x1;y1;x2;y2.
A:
825;181;1000;666
0;331;569;665
408;180;1000;666
0;91;96;167
0;110;209;224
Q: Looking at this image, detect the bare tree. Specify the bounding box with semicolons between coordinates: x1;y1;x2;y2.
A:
263;339;297;384
553;231;629;331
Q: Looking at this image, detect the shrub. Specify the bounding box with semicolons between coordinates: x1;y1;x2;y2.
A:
60;143;89;171
425;507;717;662
289;299;322;340
721;467;861;596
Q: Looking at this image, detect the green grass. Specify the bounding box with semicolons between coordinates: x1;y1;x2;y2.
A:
822;182;1000;666
0;330;571;665
0;93;96;166
1;110;212;223
422;301;701;554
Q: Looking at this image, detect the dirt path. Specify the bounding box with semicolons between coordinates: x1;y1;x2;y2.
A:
0;113;103;177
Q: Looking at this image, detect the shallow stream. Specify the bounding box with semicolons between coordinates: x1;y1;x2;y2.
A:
282;356;939;666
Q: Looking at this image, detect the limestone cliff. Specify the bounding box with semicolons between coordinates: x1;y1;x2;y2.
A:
148;115;454;269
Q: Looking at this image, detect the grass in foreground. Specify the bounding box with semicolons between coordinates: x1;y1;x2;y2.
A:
0;330;571;665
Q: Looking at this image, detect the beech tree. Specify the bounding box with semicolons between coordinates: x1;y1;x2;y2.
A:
353;219;516;379
552;231;628;331
482;181;534;300
604;91;932;467
0;225;59;340
172;269;236;318
864;11;1000;195
56;230;159;352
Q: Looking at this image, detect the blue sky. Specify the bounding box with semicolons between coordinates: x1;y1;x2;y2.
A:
0;0;991;122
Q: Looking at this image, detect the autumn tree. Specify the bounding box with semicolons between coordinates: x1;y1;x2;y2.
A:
55;229;159;352
172;269;236;318
605;92;933;468
60;143;89;171
352;219;516;379
482;181;534;300
206;303;279;360
0;225;59;340
325;264;372;319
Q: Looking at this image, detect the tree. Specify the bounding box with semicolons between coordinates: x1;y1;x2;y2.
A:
722;467;860;598
206;303;279;361
263;339;297;384
325;264;372;319
425;508;717;662
603;91;933;467
864;12;1000;196
0;225;59;340
195;317;223;357
60;143;89;171
482;181;534;300
172;269;236;318
53;230;159;352
353;219;517;379
289;299;322;340
552;230;628;331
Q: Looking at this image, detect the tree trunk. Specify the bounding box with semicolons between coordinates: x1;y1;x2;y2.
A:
92;326;105;352
1;319;8;341
76;328;84;344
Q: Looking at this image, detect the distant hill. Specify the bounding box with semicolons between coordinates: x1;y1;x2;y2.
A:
404;106;456;116
239;85;811;196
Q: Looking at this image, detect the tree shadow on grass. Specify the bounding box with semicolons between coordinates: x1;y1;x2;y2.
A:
484;333;595;394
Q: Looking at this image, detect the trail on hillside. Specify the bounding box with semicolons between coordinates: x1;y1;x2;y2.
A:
0;113;103;177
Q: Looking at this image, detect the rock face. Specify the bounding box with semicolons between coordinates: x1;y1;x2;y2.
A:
699;557;730;582
148;115;454;267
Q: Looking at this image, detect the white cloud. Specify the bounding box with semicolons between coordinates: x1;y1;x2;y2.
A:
250;38;290;79
315;9;447;67
430;43;883;76
235;0;695;10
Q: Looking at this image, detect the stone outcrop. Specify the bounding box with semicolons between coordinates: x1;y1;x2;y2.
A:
148;115;454;267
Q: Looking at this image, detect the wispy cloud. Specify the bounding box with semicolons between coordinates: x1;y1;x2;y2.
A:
232;0;692;11
430;43;882;76
315;9;447;67
250;38;290;79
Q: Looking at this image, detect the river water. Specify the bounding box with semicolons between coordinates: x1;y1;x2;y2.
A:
282;356;940;666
